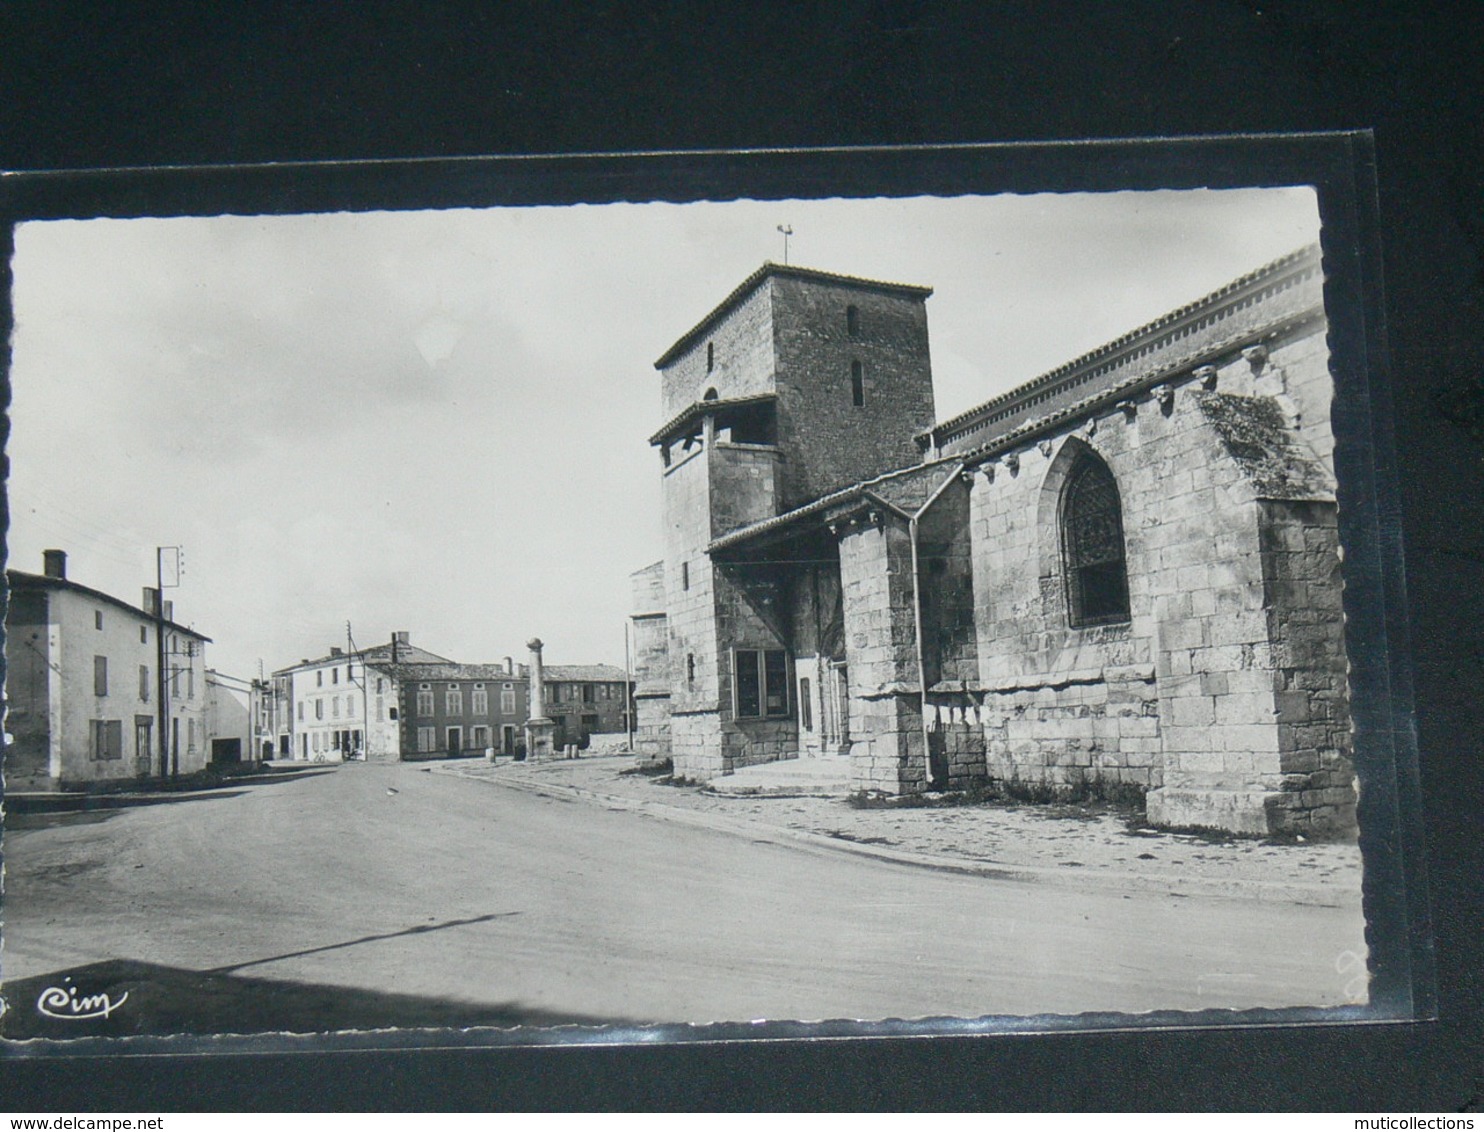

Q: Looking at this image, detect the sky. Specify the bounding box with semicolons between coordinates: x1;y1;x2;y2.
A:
5;186;1321;680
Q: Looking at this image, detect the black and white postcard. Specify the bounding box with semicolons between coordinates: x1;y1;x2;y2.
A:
0;139;1431;1052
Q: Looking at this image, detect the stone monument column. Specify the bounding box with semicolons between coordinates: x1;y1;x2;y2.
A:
523;637;556;761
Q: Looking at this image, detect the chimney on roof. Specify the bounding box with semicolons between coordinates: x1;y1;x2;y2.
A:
505;656;514;675
43;549;67;579
394;631;410;645
163;601;174;622
143;587;160;615
330;647;344;658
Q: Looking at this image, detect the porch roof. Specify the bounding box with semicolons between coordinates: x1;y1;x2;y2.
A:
707;460;963;555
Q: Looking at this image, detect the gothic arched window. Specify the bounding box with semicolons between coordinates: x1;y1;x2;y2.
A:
1061;453;1130;627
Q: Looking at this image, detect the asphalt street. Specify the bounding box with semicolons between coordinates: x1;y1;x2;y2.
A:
1;760;1368;1036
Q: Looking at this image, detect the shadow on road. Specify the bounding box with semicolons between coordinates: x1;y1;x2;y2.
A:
207;912;522;974
5;765;341;828
0;957;633;1040
4;789;250;829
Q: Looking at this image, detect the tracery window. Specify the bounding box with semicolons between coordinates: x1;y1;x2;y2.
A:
1061;454;1130;627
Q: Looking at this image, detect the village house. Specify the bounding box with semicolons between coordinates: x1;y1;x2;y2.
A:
4;549;211;788
540;664;632;749
382;660;530;759
271;632;453;761
631;248;1355;836
204;668;253;763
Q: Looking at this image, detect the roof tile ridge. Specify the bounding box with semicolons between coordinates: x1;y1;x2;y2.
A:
953;307;1319;465
924;244;1322;440
654;261;933;369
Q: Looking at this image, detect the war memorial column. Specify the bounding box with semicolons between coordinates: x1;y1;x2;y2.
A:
524;637;556;760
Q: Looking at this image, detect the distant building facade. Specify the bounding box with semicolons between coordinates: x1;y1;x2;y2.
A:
634;251;1356;836
541;665;631;749
385;661;530;759
204;669;252;763
271;631;454;761
4;550;211;787
269;635;629;762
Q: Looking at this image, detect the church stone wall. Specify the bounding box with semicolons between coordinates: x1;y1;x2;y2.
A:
770;277;936;509
917;477;978;688
838;517;929;794
1151;492;1352;834
711;563;797;772
968;350;1354;834
1184;320;1337;476
709;443;781;536
662;444;723;780
971;418;1162;796
629;561;672;765
1258;499;1354;832
1142;382;1347;835
659;283;777;419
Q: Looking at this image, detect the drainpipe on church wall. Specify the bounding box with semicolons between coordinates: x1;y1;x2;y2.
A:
905;464;968;793
907;514;934;792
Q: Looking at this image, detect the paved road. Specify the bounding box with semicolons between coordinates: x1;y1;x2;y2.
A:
1;761;1367;1034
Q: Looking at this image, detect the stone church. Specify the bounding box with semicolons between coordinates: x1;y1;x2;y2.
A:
629;245;1356;836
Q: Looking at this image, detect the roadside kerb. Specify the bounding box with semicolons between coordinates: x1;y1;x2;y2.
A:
430;760;1354;907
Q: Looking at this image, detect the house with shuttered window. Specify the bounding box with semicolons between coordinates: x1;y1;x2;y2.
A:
271;631;453;762
4;549;210;788
381;660;530;760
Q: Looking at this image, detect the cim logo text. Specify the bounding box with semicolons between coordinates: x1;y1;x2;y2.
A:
36;979;128;1021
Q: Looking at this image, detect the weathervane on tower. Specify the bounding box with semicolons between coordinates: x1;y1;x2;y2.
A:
776;224;793;265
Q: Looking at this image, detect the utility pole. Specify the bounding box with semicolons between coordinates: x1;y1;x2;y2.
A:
155;549;168;779
257;658;266;761
348;621;369;759
623;620;635;753
155;546;183;778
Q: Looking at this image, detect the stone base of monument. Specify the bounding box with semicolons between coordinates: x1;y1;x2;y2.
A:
524;718;556;761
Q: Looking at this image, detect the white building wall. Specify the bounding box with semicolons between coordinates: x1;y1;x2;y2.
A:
52;588;208;782
283;656;401;760
205;675;252;758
